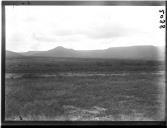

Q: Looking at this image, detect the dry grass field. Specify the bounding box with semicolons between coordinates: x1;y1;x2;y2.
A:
5;57;165;121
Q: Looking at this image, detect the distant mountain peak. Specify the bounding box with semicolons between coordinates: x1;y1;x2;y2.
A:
56;46;64;48
55;46;66;49
49;46;66;51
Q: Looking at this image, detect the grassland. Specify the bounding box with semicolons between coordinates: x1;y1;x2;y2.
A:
5;57;165;121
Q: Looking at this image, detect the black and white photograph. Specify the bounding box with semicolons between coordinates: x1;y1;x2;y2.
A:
3;1;166;123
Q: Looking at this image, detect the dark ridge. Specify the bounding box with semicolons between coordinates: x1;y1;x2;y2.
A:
6;45;165;61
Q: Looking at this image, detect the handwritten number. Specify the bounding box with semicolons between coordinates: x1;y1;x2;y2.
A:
160;20;165;23
159;10;164;14
159;9;165;29
160;15;163;18
159;25;165;29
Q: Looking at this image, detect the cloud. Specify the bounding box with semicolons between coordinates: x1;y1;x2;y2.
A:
6;6;165;52
8;34;23;42
32;33;60;42
83;24;136;39
52;23;137;40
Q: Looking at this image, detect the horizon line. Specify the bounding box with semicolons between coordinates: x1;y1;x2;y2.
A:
6;44;164;53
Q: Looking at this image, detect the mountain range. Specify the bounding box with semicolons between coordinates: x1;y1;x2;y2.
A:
6;45;165;61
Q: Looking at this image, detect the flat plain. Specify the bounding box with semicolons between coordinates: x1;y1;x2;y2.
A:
5;56;165;121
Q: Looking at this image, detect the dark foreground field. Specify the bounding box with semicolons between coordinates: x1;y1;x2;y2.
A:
5;57;165;121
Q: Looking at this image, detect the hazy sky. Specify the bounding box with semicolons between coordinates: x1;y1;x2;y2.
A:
6;6;165;52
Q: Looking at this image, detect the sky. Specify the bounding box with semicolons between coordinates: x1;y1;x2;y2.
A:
6;6;165;52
